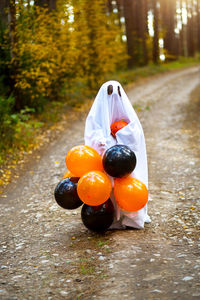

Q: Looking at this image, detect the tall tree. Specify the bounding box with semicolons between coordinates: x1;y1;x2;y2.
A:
144;0;149;35
0;0;9;26
0;0;10;97
49;0;56;10
35;0;48;7
8;0;21;109
107;0;113;14
123;0;136;67
196;0;200;51
8;0;17;59
152;0;159;64
160;0;177;60
179;0;188;56
186;0;195;56
116;0;123;29
123;0;148;66
137;0;148;64
116;0;123;17
34;0;56;10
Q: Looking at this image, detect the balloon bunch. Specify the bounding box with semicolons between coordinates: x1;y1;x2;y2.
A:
54;144;148;232
54;145;114;232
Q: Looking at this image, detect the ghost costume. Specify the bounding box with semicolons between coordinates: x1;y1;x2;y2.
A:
84;81;151;229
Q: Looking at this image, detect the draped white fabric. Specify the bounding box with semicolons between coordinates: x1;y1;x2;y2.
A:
84;80;151;229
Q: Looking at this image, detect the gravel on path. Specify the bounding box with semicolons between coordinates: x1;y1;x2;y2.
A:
0;66;200;300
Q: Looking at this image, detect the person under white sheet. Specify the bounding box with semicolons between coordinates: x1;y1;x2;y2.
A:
84;80;151;229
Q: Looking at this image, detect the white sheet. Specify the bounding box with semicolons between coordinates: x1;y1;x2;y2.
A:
84;80;151;229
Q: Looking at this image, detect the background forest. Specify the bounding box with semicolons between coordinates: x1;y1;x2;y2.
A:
0;0;200;164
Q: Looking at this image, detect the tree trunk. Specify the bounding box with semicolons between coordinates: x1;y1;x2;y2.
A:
144;0;149;35
8;0;20;110
179;0;188;56
9;0;17;59
49;0;56;10
197;0;200;51
107;0;113;14
116;0;123;28
138;0;148;65
123;0;148;66
34;0;47;7
116;0;123;17
35;0;56;10
152;0;159;64
179;0;184;56
123;0;136;67
0;0;9;26
160;0;177;60
186;0;195;56
0;0;10;98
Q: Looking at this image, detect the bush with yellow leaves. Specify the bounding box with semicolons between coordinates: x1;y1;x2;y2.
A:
10;0;126;111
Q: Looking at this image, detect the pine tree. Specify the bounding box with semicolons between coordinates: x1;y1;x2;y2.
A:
137;0;148;64
197;0;200;51
152;0;159;64
186;0;195;56
123;0;137;67
0;0;9;26
160;0;177;60
34;0;56;10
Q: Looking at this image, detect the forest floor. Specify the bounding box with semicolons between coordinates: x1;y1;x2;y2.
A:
0;66;200;300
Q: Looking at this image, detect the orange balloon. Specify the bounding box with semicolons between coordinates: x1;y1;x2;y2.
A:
62;170;75;179
77;171;112;206
66;145;103;177
114;177;148;212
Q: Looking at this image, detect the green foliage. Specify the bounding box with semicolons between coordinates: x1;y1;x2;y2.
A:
0;95;43;164
97;240;108;247
81;265;94;275
0;96;16;149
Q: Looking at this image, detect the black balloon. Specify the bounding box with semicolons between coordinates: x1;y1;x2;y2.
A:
102;145;136;178
54;177;83;209
81;198;114;232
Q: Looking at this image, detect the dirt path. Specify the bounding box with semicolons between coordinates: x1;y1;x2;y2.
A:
0;66;200;300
